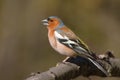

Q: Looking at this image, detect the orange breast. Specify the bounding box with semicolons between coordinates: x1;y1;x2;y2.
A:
48;29;76;57
48;29;57;48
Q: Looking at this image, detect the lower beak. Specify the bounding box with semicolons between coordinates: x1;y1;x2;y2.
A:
42;19;49;26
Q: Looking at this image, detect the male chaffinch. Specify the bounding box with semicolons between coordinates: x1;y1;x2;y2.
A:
42;16;109;76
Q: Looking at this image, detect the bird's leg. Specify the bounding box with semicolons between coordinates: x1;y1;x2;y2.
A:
56;57;71;66
63;57;71;62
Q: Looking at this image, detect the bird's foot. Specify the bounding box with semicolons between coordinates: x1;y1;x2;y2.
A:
63;57;71;62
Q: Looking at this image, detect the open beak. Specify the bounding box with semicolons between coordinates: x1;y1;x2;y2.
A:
42;19;49;26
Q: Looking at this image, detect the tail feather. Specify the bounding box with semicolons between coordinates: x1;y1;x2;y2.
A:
88;57;109;76
73;47;109;76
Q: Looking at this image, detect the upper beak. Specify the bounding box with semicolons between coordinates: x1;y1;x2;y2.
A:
42;19;49;26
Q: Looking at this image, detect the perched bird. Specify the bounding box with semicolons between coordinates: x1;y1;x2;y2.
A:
42;16;109;76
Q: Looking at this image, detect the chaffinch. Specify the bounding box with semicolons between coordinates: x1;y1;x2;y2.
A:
42;16;109;76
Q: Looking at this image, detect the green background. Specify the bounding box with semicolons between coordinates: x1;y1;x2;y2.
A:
0;0;120;80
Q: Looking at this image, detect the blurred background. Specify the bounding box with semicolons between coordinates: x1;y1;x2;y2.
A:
0;0;120;80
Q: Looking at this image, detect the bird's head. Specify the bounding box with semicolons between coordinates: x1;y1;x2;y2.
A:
42;16;64;29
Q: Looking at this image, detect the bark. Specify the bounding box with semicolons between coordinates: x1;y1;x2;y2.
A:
25;55;120;80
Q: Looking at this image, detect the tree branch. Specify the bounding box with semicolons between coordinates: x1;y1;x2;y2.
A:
26;53;120;80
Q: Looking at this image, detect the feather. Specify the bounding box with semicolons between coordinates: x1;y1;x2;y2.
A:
88;58;109;76
54;30;109;76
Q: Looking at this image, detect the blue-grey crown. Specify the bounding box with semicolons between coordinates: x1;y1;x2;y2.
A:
49;16;65;28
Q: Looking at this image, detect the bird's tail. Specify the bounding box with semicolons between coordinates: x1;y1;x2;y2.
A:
87;57;109;76
70;43;109;76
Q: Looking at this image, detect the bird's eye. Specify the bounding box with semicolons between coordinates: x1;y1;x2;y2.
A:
47;18;53;22
50;19;53;22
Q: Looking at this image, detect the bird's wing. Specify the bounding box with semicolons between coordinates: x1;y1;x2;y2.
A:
55;27;92;57
54;27;109;76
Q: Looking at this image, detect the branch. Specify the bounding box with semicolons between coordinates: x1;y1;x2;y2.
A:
26;53;120;80
26;62;80;80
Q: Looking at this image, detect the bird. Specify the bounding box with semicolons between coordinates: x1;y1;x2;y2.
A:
42;16;109;76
